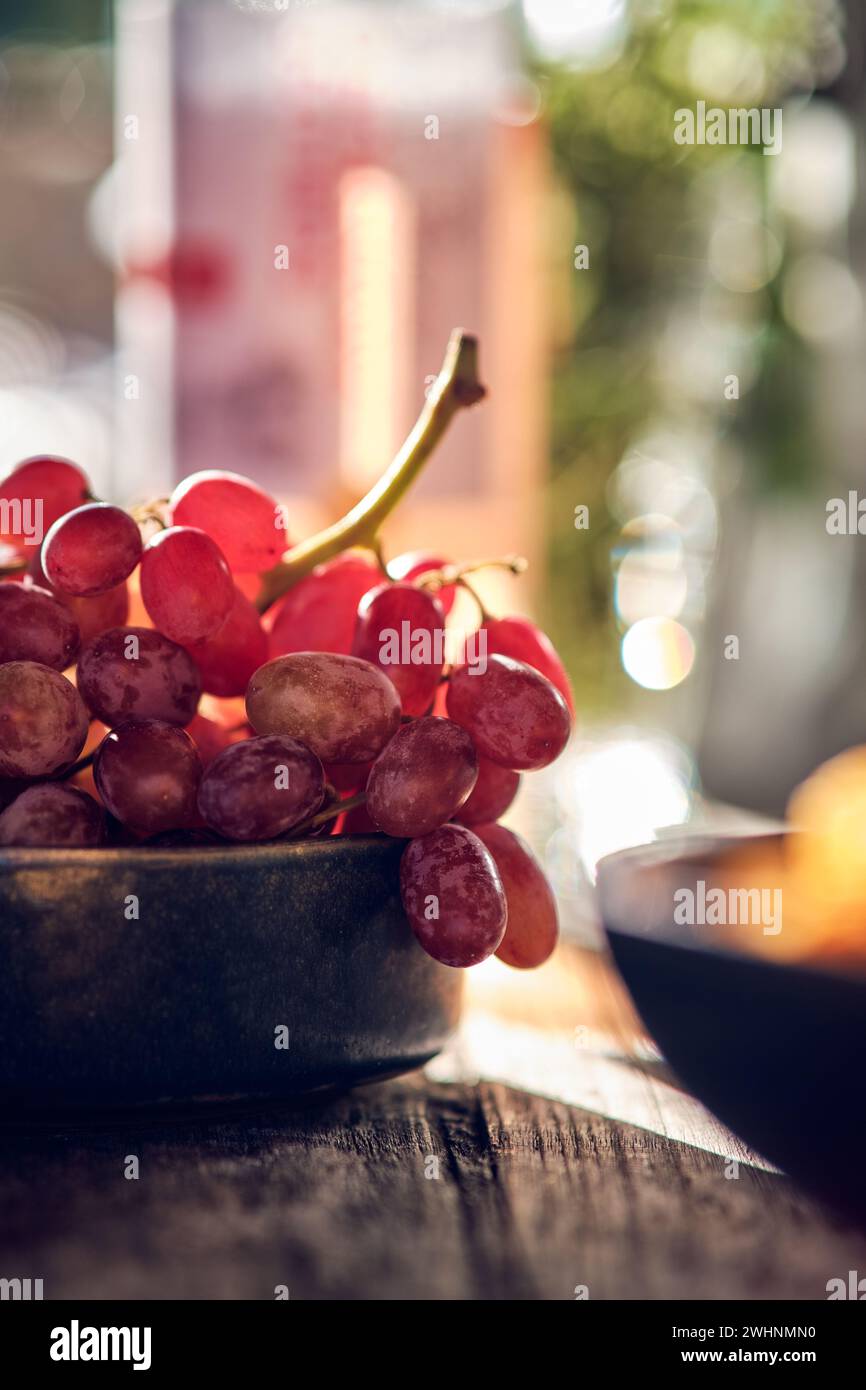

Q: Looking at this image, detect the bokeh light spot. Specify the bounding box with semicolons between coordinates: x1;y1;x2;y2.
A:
621;617;695;690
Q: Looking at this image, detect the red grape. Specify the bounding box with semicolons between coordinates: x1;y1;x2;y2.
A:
267;551;382;658
169;470;285;572
94;718;201;835
399;824;507;968
198;734;324;841
480;615;575;715
473;823;559;969
140;526;234;644
352;581;446;716
446;654;571;771
246;652;400;763
41;503;142;597
456;757;520;826
186;712;249;768
64;583;130;645
324;760;373;794
0;581;80;669
0;661;89;778
185;585;268;697
366;716;478;838
0;455;89;554
431;681;449;718
233;572;261;601
0;783;105;848
26;550;129;644
386;551;456;615
77;626;201;727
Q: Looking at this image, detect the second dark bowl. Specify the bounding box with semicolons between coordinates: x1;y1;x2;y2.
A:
597;835;866;1224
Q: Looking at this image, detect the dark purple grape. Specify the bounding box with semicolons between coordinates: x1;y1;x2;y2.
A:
0;581;80;670
474;823;559;969
446;653;571;771
399;824;507;968
366;716;478;838
456;757;520;826
77;626;201;727
197;735;325;841
246;652;400;764
0;783;105;848
0;661;89;778
104;814;143;847
0;777;27;812
94;719;201;835
287;780;340;839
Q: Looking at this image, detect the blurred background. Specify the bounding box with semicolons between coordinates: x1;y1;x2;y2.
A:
1;0;864;959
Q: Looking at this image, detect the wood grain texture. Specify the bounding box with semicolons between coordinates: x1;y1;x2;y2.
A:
2;1073;865;1300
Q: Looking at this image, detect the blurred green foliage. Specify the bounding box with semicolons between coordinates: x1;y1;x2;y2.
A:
537;0;838;710
0;1;107;41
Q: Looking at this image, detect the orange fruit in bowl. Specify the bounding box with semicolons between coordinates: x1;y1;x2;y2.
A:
779;746;866;969
787;746;866;905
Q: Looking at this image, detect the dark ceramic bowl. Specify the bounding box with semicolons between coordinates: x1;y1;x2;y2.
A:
0;836;462;1111
597;835;866;1224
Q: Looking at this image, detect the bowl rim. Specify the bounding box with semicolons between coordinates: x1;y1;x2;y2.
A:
596;830;781;881
596;831;864;987
0;833;403;871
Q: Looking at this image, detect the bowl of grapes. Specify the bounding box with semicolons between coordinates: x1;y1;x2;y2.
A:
0;333;573;1109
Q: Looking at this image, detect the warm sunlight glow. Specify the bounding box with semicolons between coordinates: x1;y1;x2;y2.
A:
339;167;414;492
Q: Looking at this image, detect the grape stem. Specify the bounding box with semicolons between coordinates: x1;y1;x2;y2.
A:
370;536;390;576
291;790;367;837
412;553;527;624
414;553;528;592
53;751;95;780
254;329;486;614
130;500;170;531
455;577;492;624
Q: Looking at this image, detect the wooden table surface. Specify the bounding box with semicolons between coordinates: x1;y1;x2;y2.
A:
2;944;865;1300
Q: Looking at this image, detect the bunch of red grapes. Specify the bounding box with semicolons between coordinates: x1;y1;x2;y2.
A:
0;454;575;970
